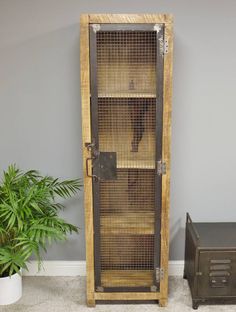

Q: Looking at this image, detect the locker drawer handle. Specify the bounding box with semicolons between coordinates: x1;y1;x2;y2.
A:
86;157;98;180
211;279;227;283
210;277;228;286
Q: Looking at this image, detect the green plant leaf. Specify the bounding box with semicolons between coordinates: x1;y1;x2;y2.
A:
0;164;80;277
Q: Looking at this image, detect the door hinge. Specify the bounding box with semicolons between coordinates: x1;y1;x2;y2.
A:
156;268;164;283
163;39;169;54
157;160;166;175
159;37;169;55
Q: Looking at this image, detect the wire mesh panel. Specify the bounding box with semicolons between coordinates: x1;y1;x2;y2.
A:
98;98;156;169
97;31;156;97
99;169;155;288
90;25;163;291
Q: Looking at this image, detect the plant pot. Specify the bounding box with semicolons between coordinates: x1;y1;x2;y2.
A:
0;271;22;305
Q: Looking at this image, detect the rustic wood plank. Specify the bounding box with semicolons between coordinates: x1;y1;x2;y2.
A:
80;14;95;307
95;291;161;301
101;270;153;287
100;212;155;235
160;20;174;305
89;14;173;24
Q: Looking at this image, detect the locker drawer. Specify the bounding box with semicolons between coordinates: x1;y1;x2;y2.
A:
197;251;236;297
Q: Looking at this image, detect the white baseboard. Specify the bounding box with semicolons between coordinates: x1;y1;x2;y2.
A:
23;260;184;277
168;260;184;276
23;261;86;276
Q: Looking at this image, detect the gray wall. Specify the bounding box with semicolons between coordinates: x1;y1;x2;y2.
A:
1;0;236;261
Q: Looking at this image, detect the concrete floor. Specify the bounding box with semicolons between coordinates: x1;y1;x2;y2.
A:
1;277;236;312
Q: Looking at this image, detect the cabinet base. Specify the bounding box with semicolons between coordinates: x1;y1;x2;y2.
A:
87;291;168;306
89;298;168;306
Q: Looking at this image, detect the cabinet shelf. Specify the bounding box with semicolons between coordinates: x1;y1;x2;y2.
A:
98;92;156;99
116;160;155;169
101;270;153;287
100;212;155;235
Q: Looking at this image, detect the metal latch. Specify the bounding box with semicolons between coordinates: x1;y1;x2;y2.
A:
156;268;164;282
157;160;166;175
85;141;95;151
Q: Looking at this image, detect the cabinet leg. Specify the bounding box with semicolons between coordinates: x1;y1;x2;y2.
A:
183;271;187;279
192;299;199;310
159;298;167;307
87;299;96;307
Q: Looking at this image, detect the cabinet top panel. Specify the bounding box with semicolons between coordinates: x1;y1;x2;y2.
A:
81;14;173;25
194;222;236;248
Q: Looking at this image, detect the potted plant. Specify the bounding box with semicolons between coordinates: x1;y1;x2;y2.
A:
0;164;81;305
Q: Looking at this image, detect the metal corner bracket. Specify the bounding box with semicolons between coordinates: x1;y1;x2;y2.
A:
154;24;161;33
96;286;104;292
150;285;158;292
92;24;101;33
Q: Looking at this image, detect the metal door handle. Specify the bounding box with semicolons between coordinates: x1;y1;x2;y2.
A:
86;157;98;180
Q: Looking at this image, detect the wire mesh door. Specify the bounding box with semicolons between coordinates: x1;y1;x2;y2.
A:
89;23;164;292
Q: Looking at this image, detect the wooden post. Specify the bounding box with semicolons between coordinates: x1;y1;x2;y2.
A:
159;19;173;307
80;14;95;307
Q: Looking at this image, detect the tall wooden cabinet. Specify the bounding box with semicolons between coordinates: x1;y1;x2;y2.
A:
80;14;173;307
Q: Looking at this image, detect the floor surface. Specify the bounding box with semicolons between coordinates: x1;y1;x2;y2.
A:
1;277;236;311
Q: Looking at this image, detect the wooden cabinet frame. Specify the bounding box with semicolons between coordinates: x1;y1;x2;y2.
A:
80;14;173;307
